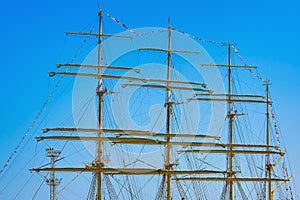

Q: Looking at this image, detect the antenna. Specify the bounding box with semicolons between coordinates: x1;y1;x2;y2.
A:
45;148;61;200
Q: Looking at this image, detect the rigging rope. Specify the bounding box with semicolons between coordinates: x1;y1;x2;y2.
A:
103;174;118;200
105;12;167;37
175;176;188;200
105;10;268;87
105;13;137;35
270;104;281;148
237;181;248;200
184;153;202;199
32;177;46;200
13;173;35;199
231;44;267;83
124;174;134;199
57;170;84;195
220;183;228;200
282;162;294;200
87;173;96;200
171;27;227;46
155;175;166;200
111;176;132;199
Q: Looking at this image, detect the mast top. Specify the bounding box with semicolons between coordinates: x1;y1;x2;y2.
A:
264;79;271;85
98;4;102;15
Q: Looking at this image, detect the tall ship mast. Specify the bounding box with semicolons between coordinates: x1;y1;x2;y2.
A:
0;7;296;200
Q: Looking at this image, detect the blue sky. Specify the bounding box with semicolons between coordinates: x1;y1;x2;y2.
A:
0;0;299;198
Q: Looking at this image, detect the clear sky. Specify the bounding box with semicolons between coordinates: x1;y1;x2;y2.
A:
0;0;299;198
